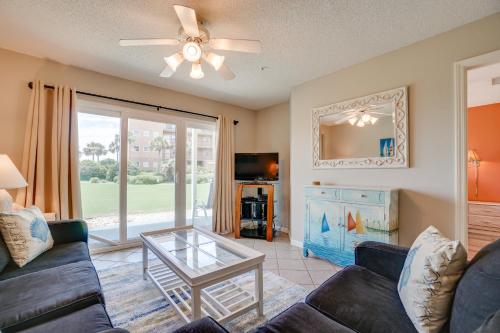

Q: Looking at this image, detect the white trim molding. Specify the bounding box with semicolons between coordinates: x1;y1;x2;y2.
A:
312;86;409;169
453;49;500;248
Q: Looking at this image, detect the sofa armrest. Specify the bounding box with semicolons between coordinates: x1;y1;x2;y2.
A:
355;241;409;282
48;220;88;244
173;317;228;333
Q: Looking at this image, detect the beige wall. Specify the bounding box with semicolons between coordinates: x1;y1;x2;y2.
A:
256;102;290;230
0;47;257;171
290;13;500;247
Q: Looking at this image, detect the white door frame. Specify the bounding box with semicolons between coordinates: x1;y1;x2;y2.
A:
454;49;500;248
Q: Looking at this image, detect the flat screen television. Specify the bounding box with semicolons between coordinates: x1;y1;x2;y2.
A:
235;153;279;181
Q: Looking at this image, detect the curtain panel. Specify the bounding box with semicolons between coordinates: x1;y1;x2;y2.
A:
16;80;82;220
212;115;235;234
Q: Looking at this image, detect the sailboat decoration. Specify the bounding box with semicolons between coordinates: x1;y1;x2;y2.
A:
321;213;330;233
347;210;366;234
355;210;366;234
347;212;356;231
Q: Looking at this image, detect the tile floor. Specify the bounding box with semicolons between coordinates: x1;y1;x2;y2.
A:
91;232;342;291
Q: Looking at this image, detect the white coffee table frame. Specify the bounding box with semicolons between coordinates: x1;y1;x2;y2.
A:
141;225;265;324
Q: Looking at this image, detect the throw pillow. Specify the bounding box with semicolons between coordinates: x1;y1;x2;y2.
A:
0;206;54;267
398;226;467;333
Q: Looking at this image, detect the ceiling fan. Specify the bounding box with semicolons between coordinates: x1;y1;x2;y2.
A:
331;105;390;127
119;5;262;81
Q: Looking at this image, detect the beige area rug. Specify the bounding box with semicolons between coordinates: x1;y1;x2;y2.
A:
97;263;308;333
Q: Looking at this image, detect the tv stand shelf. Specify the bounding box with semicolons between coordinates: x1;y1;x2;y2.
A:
235;183;275;242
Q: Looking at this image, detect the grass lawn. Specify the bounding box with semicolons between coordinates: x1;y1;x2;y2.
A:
81;181;210;217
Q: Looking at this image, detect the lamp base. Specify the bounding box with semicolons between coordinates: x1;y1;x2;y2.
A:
0;189;14;213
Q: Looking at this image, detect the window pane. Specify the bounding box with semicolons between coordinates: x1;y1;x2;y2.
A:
186;125;216;229
127;118;176;239
77;112;121;246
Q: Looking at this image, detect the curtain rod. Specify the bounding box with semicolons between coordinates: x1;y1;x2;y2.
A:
27;82;239;125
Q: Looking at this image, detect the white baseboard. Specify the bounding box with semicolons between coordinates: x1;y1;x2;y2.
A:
290;239;303;248
275;226;289;233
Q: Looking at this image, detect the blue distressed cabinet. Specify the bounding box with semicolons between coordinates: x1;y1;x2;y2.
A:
303;185;399;266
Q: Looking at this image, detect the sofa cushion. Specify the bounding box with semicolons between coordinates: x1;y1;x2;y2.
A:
450;239;500;333
398;226;467;333
0;241;90;280
0;206;54;267
256;302;355;333
19;304;113;333
306;265;416;333
0;260;103;332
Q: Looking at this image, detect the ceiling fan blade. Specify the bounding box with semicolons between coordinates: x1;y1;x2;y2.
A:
119;38;179;46
173;5;199;37
209;39;262;53
159;66;174;78
218;64;235;80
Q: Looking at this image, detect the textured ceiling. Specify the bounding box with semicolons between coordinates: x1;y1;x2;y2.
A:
0;1;498;110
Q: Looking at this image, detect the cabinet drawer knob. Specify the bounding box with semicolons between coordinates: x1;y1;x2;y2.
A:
360;194;367;198
321;191;326;194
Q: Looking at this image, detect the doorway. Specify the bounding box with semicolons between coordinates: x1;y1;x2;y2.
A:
454;49;500;259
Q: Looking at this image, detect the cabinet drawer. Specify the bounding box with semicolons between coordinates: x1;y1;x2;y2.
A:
341;189;384;205
305;187;340;200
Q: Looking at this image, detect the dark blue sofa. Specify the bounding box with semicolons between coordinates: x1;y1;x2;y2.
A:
0;220;127;333
174;240;500;333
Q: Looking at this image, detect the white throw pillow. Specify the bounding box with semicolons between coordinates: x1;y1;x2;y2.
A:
0;206;54;267
398;226;467;333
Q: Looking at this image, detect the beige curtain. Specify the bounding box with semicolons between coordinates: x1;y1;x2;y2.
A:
212;115;235;234
16;80;82;220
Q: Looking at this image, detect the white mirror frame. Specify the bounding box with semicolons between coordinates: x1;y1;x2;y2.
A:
312;86;409;169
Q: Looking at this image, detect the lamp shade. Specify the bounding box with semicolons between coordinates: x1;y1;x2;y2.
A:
468;150;480;162
0;155;27;189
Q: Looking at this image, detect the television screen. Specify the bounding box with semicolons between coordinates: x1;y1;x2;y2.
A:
235;153;279;181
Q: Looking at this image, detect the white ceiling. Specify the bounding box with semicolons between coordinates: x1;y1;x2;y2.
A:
468;62;500;107
0;1;498;110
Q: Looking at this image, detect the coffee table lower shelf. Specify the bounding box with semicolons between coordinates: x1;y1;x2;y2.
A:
146;263;259;324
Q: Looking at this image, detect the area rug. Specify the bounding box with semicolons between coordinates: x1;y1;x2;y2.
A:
97;262;307;333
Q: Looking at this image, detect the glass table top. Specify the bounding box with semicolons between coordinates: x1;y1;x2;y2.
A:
146;229;247;275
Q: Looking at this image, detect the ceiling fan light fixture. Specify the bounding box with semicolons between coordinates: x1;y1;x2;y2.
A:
164;52;184;72
204;52;225;71
356;120;365;127
348;117;357;126
183;42;202;62
190;62;204;79
361;114;371;123
370;117;378;125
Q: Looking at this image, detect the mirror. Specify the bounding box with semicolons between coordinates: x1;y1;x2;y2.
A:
312;87;408;168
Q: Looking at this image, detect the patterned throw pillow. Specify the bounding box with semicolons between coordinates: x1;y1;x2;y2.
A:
0;206;54;267
398;226;467;333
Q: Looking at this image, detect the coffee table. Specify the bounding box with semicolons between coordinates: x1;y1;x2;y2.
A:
141;226;265;323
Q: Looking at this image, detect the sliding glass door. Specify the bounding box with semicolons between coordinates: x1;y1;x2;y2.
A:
126;118;177;239
186;123;216;229
77;111;121;247
77;100;215;248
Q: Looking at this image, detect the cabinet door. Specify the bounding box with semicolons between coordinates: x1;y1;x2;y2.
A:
306;199;342;249
342;204;385;254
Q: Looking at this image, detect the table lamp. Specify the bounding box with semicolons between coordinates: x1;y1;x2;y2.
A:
0;154;27;212
468;150;480;200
